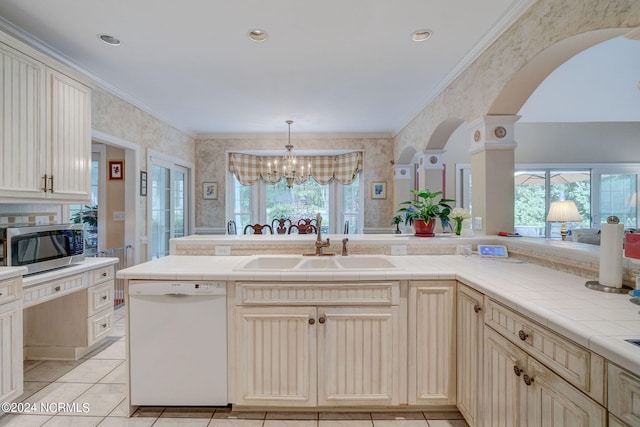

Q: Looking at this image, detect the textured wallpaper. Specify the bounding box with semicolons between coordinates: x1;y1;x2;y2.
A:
195;137;394;231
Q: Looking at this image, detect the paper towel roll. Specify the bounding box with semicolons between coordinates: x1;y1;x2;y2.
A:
599;223;624;288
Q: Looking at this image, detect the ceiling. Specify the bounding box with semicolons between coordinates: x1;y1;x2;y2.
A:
0;0;532;136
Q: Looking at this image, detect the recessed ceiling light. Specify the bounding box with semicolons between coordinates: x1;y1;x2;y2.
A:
97;34;121;46
411;29;432;42
247;29;268;42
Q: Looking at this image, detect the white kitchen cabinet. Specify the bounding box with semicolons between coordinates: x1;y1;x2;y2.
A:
456;283;484;427
0;277;23;403
0;41;47;200
483;326;528;427
525;356;606;426
45;67;91;201
608;362;640;426
24;264;115;360
234;306;317;407
408;280;456;405
0;30;91;203
317;306;399;406
483;301;606;427
231;281;400;408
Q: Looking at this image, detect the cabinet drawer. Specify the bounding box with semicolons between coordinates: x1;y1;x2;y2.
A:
485;298;604;404
236;282;399;306
0;277;21;305
92;266;114;285
87;280;114;316
23;273;86;308
608;363;640;425
87;309;113;347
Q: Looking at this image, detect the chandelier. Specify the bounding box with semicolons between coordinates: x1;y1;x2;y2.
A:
266;120;310;188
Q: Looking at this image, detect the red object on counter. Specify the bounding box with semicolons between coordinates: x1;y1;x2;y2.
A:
625;232;640;259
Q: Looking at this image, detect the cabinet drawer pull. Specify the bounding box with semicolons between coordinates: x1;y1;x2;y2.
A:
101;323;108;328
318;316;326;324
42;174;48;192
308;318;315;325
49;175;54;193
513;365;523;376
523;373;534;386
54;285;61;292
102;295;108;300
0;292;3;296
473;304;481;313
101;272;108;277
518;330;528;341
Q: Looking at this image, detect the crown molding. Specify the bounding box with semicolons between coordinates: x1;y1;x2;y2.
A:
196;131;394;140
0;17;196;139
392;0;537;137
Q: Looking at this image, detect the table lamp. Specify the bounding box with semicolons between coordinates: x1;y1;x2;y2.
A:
546;200;582;240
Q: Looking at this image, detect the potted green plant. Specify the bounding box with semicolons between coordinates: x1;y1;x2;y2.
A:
391;215;403;234
397;190;454;237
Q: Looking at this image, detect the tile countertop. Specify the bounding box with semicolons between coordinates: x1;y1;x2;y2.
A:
22;257;119;287
117;253;640;377
0;266;28;281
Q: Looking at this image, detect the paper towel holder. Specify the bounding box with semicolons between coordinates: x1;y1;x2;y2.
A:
585;215;630;293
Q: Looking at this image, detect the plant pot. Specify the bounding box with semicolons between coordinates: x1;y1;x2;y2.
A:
413;219;436;237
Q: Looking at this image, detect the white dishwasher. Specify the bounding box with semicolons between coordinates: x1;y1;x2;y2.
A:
128;280;227;406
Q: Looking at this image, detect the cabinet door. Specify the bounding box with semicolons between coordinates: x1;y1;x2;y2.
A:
317;306;399;406
0;300;23;402
483;327;528;427
525;357;606;426
0;42;47;199
47;68;91;201
408;281;456;405
457;284;484;427
234;306;317;407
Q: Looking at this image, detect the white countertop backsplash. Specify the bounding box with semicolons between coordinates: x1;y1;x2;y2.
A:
118;253;640;378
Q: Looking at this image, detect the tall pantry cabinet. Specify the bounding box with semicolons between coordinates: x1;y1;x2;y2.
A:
0;29;92;203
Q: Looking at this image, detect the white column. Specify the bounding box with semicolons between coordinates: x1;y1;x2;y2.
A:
418;150;446;195
468;115;519;235
392;164;412;210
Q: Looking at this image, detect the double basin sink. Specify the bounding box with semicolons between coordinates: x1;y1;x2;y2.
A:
237;255;398;271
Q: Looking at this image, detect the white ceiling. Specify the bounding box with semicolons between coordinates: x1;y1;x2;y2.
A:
0;0;532;136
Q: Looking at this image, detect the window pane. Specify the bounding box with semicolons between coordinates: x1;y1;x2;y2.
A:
600;174;637;228
151;165;171;259
70;156;99;255
174;171;185;238
514;171;546;237
230;174;252;232
343;174;360;234
549;171;591;238
265;178;329;231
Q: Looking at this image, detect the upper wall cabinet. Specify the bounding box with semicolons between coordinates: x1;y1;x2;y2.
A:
0;30;92;203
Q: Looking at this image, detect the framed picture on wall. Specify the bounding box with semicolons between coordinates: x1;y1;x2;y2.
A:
203;182;218;200
371;181;387;199
139;171;147;196
109;161;124;180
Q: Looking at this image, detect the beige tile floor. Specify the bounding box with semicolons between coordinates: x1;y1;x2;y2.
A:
1;308;468;427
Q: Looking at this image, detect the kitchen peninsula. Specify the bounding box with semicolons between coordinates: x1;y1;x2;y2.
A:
119;235;640;426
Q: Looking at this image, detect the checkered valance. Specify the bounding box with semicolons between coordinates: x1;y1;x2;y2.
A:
229;152;362;186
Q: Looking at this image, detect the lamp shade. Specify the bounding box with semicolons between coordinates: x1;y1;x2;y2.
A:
546;200;582;222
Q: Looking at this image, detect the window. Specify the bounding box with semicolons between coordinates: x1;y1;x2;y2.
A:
228;171;363;234
458;163;640;238
149;151;191;259
514;170;591;238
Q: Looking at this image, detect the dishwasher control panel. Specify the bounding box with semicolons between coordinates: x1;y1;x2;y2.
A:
128;281;226;296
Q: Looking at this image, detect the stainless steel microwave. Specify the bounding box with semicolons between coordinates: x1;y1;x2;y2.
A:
0;224;84;275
